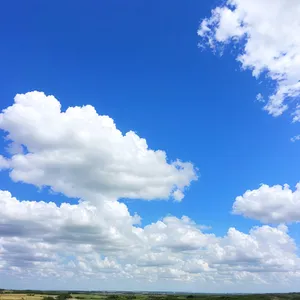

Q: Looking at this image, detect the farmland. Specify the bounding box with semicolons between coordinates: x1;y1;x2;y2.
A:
1;290;300;300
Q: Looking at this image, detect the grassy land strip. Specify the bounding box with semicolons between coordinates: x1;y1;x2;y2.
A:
1;291;300;300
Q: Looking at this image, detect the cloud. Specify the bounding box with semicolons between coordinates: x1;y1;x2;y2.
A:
233;183;300;223
208;224;299;273
0;155;9;170
198;0;300;120
1;92;300;290
0;91;197;202
291;135;300;142
0;190;141;253
1;189;300;289
143;216;217;252
255;93;265;103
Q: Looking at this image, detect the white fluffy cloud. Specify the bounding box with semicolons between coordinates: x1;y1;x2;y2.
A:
1;189;300;290
0;155;9;170
198;0;300;120
233;183;300;223
1;92;300;291
0;91;197;202
0;190;141;252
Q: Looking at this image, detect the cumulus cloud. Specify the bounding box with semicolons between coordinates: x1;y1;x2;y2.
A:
0;91;197;202
208;224;299;273
0;155;9;170
233;183;300;223
1;190;300;289
198;0;300;120
144;216;217;252
0;190;141;252
1;92;300;290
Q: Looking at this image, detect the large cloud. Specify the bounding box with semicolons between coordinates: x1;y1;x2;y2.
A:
0;190;141;252
1;92;300;291
0;91;197;202
198;0;300;121
233;183;300;223
1;190;300;289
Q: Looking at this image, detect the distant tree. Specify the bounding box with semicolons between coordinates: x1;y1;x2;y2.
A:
124;295;136;300
56;294;72;300
107;295;121;300
166;296;178;300
43;297;56;300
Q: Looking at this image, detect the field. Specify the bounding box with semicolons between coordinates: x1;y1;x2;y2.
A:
1;291;300;300
0;294;57;300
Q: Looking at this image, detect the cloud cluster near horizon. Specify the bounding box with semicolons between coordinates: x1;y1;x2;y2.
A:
1;92;300;291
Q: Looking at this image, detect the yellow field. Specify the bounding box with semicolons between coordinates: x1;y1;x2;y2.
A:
0;294;53;300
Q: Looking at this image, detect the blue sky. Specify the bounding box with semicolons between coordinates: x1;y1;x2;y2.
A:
1;0;300;293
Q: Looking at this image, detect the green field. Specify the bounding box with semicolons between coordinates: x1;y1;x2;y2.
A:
2;290;300;300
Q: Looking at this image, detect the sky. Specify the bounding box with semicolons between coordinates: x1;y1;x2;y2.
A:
1;0;300;293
